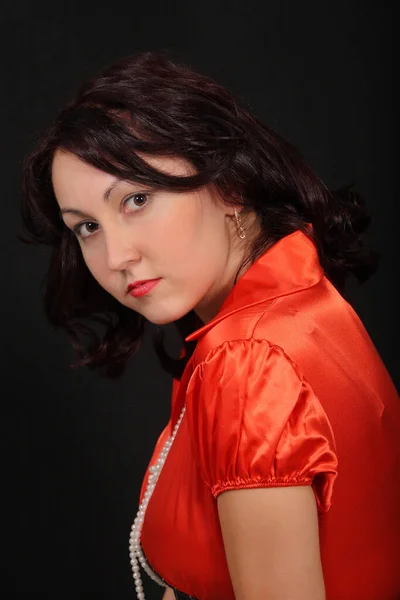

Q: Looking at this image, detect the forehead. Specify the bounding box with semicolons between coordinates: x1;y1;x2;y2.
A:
51;151;110;202
52;150;195;182
51;150;197;205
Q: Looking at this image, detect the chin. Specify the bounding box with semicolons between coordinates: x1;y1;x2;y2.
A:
146;315;176;326
143;305;194;326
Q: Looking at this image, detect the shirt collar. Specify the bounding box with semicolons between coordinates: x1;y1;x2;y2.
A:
185;228;323;343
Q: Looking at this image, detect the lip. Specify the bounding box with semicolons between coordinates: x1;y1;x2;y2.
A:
127;278;161;298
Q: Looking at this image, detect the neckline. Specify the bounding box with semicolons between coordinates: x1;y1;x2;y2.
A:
185;228;322;343
141;544;197;600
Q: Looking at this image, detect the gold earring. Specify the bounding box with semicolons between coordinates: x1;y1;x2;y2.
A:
234;208;246;239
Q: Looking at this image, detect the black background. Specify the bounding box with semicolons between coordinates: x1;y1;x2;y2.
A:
2;1;398;598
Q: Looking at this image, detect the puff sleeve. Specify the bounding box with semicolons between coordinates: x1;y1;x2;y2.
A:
185;339;338;513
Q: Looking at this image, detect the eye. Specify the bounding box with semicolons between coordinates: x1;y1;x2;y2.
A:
123;192;150;212
73;221;99;239
72;192;150;240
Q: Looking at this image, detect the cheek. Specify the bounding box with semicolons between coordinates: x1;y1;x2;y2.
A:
154;198;222;257
158;210;228;294
80;244;108;285
143;205;199;260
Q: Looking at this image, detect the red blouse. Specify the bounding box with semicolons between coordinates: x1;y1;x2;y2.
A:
139;229;400;600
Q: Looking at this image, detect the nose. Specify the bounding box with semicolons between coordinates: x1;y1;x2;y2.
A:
104;227;141;271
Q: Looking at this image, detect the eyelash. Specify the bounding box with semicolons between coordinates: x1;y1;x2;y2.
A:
73;192;150;239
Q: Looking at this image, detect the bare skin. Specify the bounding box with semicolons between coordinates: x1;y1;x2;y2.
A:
217;486;326;600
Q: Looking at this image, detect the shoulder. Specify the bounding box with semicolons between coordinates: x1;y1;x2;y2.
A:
190;336;306;395
187;339;320;442
185;337;338;512
192;278;331;365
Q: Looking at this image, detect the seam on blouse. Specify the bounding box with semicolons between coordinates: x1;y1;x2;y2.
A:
195;333;303;383
185;360;216;493
212;477;312;498
250;297;279;337
235;379;249;479
225;315;278;475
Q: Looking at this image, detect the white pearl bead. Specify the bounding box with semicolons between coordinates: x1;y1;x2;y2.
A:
129;405;186;599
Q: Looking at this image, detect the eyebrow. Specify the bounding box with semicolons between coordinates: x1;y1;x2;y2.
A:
59;178;122;218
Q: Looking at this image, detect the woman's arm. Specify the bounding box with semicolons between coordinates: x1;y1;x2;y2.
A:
217;485;326;600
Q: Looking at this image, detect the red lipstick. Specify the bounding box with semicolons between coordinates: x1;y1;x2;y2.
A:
127;279;161;298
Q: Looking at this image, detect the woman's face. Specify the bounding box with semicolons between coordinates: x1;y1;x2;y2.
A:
52;150;248;325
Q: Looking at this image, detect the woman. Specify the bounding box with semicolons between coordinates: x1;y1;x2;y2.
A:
21;52;400;600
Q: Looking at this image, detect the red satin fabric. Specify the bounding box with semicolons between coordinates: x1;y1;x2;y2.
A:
140;230;400;600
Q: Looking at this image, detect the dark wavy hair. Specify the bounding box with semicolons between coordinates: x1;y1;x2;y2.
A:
20;50;379;379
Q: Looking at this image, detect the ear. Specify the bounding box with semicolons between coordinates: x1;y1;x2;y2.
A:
212;186;244;216
221;200;243;217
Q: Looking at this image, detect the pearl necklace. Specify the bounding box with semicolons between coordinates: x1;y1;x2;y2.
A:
129;405;186;599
